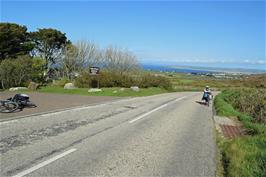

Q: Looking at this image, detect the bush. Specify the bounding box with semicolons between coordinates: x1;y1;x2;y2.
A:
215;90;266;177
52;77;70;87
214;91;266;134
223;89;266;123
100;71;136;88
74;71;172;90
138;73;172;90
0;56;44;89
74;71;137;88
74;71;91;88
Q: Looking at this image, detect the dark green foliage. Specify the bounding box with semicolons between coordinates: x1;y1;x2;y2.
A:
0;56;44;89
74;71;173;90
100;71;136;88
30;28;69;70
0;23;34;60
138;73;172;90
74;71;135;88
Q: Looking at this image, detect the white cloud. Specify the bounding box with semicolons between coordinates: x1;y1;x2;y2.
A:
134;49;266;66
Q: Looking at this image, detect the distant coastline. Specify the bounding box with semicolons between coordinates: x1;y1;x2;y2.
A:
142;64;266;74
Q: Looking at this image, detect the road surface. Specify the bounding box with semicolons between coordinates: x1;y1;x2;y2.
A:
0;92;216;177
0;92;120;120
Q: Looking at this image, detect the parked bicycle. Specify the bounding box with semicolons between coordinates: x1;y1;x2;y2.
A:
0;100;19;113
0;94;37;113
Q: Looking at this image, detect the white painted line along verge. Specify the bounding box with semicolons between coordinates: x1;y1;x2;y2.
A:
129;96;186;123
12;148;77;177
0;119;18;126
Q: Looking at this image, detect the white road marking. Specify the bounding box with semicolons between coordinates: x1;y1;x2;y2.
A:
129;96;187;123
12;148;77;177
0;119;18;126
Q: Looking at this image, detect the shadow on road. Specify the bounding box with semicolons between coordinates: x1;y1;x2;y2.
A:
195;101;208;106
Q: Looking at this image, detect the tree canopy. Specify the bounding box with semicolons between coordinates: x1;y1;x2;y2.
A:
0;23;34;61
31;28;70;70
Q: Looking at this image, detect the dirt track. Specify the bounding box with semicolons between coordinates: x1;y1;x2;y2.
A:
0;92;121;120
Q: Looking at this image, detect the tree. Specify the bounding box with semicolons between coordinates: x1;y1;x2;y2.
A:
0;23;33;61
60;44;80;79
75;40;101;67
103;46;140;74
30;28;69;72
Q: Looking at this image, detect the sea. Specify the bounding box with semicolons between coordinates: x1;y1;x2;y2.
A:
142;64;216;74
142;64;265;74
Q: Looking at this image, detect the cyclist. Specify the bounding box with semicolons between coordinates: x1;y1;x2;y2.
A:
202;86;212;104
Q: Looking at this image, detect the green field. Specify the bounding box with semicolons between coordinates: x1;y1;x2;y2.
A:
165;73;266;91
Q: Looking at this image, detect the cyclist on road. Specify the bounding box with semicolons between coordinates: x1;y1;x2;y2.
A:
202;86;212;104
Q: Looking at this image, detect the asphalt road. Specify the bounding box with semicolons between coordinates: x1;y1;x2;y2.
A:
0;92;216;177
0;92;120;120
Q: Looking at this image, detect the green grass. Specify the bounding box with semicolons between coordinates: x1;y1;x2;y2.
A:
30;86;169;97
214;92;266;134
216;131;226;177
214;91;266;177
224;135;266;177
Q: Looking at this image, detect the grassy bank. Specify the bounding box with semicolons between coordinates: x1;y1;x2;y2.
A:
214;89;266;177
27;86;169;97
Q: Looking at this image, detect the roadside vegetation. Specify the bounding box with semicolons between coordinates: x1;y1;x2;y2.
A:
30;86;168;97
164;72;266;91
214;89;266;177
0;22;172;94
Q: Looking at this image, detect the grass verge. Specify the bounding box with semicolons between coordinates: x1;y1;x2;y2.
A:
214;91;266;177
28;86;169;97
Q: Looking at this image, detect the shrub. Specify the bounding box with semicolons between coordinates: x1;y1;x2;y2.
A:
74;71;172;90
74;71;136;88
215;91;266;134
224;89;266;123
74;71;91;88
138;73;172;90
52;77;70;87
0;56;44;89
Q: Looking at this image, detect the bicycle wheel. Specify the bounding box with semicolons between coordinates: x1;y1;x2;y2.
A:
0;101;19;113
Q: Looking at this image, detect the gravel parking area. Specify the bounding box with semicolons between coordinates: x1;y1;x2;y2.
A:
0;92;121;121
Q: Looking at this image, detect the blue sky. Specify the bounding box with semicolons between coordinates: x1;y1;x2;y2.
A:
1;0;265;70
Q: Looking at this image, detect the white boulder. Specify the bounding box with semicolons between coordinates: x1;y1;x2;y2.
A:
64;83;75;89
88;88;102;92
130;86;140;92
9;87;28;91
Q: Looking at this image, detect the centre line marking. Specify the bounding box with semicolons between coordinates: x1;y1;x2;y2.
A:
12;148;77;177
129;96;186;123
